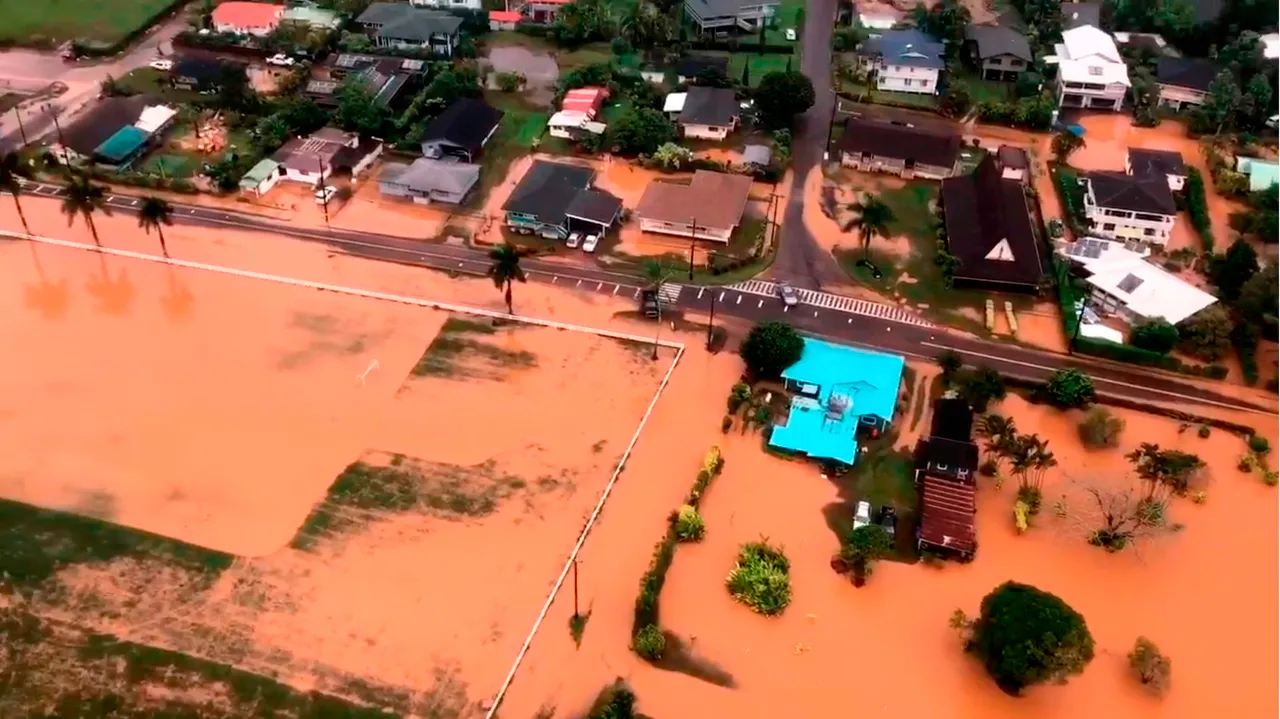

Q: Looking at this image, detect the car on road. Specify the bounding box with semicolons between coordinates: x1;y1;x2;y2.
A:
567;232;581;248
785;28;797;41
853;501;872;530
267;54;296;67
314;185;337;204
777;280;798;307
582;234;600;253
149;59;173;71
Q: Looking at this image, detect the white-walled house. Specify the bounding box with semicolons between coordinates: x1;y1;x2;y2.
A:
1059;238;1217;327
1083;170;1177;245
410;0;483;9
1048;25;1129;110
675;86;739;141
857;29;945;95
1155;57;1219;111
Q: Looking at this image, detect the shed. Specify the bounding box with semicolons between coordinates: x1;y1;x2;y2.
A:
94;126;149;167
239;158;283;196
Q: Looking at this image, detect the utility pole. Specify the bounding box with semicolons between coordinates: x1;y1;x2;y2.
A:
824;91;838;160
317;156;330;227
705;288;717;350
687;215;697;281
13;105;28;146
572;559;579;617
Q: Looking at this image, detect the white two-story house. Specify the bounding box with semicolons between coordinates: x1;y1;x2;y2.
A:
857;29;946;95
410;0;483;10
1048;25;1129;110
683;0;778;37
1154;57;1219;111
1084;170;1177;246
965;25;1033;83
356;2;463;57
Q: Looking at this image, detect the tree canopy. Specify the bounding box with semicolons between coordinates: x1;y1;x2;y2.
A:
754;71;815;129
739;321;805;379
967;581;1096;695
1210;238;1259;301
610;106;674;156
1176;305;1234;361
1044;369;1094;409
1129;319;1178;354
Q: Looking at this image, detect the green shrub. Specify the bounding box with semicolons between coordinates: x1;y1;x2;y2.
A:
586;679;637;719
721;415;733;433
1044;369;1095;409
632;624;665;660
674;505;706;542
1249;435;1271;455
1184;167;1214;253
739;321;804;379
1129;319;1178;355
980;459;999;476
1198;425;1211;438
727;382;752;413
1078;408;1124;449
726;540;791;615
967;581;1095;695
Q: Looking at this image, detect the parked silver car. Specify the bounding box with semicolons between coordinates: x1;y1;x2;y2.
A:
777;281;799;307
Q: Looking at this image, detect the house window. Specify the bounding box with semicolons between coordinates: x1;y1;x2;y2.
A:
1103;223;1115;231
1144;228;1156;236
1088;66;1103;77
1009;58;1024;68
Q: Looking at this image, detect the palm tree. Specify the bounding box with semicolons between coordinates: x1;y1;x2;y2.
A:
848;194;895;260
974;414;1017;462
60;173;111;248
487;242;528;315
0;152;35;236
138;196;175;259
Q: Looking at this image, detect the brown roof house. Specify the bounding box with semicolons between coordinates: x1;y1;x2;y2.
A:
939;154;1047;294
837;114;962;180
914;398;979;561
635;170;753;242
273;127;383;186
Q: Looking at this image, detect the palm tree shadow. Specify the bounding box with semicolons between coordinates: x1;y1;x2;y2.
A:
161;265;194;321
23;243;71;320
654;631;737;688
85;253;136;317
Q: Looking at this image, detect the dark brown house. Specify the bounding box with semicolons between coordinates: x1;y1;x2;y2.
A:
914;398;979;561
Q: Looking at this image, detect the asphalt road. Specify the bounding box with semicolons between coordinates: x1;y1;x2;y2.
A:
14;179;1274;415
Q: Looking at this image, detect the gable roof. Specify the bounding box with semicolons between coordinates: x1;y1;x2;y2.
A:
1087;170;1176;215
357;2;463;38
684;0;755;21
837;114;962;169
1062;239;1217;324
676;54;730;78
503;161;595;224
1128;148;1186;178
1155;57;1220;92
919;475;977;553
678;86;739;127
965;24;1032;61
940;156;1046;289
860;29;946;69
1061;2;1101;29
281;5;341;28
635;170;753;231
918;436;980;477
211;1;283;30
1058;25;1122;63
929;398;974;441
94;125;148;164
380;158;480;194
421;98;504;153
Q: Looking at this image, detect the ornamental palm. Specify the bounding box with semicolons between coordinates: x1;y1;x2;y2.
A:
138;196;175;258
847;194;895;260
487;242;529;315
60;172;111;248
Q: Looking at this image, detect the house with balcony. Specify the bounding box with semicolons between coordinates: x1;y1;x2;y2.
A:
1048;25;1129;110
965;24;1032;82
1083;170;1177;245
857;29;945;95
503;161;623;240
356;2;463;56
683;0;778;37
1126;148;1186;192
1155;57;1219;112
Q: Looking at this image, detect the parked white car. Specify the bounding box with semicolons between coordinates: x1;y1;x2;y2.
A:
566;232;581;248
314;185;337;204
582;234;600;253
785;28;797;41
267;54;295;67
852;501;872;530
149;59;173;71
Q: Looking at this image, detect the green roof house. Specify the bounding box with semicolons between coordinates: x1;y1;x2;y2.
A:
94;126;149;168
239;158;283;197
1236;156;1280;193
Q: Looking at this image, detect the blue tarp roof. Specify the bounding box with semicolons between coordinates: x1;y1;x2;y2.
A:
768;339;906;465
94;125;148;163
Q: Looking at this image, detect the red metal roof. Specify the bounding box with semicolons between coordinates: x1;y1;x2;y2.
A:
919;475;977;553
212;2;284;30
488;10;522;21
561;87;608;117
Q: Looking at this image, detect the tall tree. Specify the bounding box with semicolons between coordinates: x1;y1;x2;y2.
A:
138;196;175;259
754;70;815;129
487;242;528;315
1199;70;1243;134
1051;130;1085;162
847;194;896;260
0;152;35;235
60;173;111;248
1244;73;1273;129
1210;237;1259;301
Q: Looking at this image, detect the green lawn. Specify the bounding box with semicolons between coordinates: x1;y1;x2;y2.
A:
137;127;252;179
834;181;1035;333
727;53;793;86
0;0;176;46
113;67;204;104
950;69;1013;105
765;0;806;45
842;82;941;111
465;105;549;209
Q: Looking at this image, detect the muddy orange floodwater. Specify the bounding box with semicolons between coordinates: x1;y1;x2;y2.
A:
2;195;1278;719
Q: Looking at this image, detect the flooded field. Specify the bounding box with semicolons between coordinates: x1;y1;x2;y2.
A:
0;208;674;715
498;358;1279;718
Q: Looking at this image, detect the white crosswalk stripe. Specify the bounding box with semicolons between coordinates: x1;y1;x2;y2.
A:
726;279;933;328
657;282;683;305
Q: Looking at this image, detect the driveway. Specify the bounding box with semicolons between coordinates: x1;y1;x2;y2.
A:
0;7;191;152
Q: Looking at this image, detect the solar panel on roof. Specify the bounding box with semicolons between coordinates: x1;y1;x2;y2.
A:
1116;273;1145;293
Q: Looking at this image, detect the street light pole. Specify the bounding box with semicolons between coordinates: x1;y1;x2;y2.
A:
824;91;838;159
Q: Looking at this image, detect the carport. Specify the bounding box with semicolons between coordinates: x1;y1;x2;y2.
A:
564;189;623;237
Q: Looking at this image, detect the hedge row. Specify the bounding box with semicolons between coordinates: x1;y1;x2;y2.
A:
1184;167;1214;253
1073;336;1229;379
632;446;724;657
